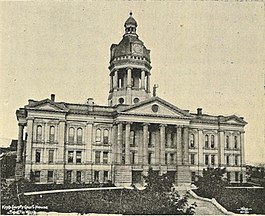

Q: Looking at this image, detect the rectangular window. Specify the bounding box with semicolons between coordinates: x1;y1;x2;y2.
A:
76;151;82;164
122;154;125;164
47;171;53;182
165;153;168;165
235;171;239;182
227;172;231;182
103;171;108;182
76;171;82;183
211;155;215;166
235;155;239;165
226;155;230;165
34;171;41;182
190;154;195;165
103;152;108;164
95;151;101;164
148;153;152;165
130;152;135;164
68;151;74;163
94;171;99;182
205;155;209;166
170;153;174;164
77;136;82;144
66;170;72;183
36;150;41;163
48;150;54;164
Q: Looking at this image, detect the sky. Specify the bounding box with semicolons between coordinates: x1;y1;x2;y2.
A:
0;1;264;164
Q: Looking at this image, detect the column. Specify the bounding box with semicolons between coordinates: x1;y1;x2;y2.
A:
112;123;118;164
176;126;182;165
154;130;160;164
183;127;189;165
86;122;93;163
218;130;225;166
125;122;131;164
240;132;245;165
117;122;123;164
127;68;132;88
198;129;204;167
16;123;25;162
113;70;118;90
110;75;113;91
143;123;149;164
141;70;145;90
160;124;166;165
25;119;33;164
146;74;150;93
57;120;66;163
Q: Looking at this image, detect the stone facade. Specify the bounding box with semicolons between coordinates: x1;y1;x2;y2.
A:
15;13;247;186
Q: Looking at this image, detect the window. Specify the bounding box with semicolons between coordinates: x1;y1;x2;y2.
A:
235;171;239;182
226;136;230;149
103;129;109;144
170;153;175;164
235;155;239;165
118;97;124;104
66;170;72;183
165;153;168;165
96;129;101;142
205;135;209;148
234;136;238;149
148;153;152;165
37;125;42;142
94;171;99;182
130;152;135;164
68;151;74;163
122;154;125;164
36;150;41;163
151;104;159;113
103;152;108;164
47;171;53;182
103;171;109;182
211;135;215;148
76;171;82;183
48;150;54;164
226;155;230;165
76;151;82;164
205;155;209;165
95;151;101;164
191;172;196;183
148;131;152;147
190;154;195;165
133;98;139;103
77;128;83;144
69;127;75;143
190;134;195;148
211;155;215;165
49;126;55;142
227;172;230;182
130;130;135;146
34;171;40;182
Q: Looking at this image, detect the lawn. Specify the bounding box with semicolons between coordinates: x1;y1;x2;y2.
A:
194;187;265;214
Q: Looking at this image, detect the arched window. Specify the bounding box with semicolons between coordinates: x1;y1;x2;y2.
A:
49;126;55;142
190;134;195;148
103;129;109;144
68;127;75;143
37;125;42;142
226;136;230;149
211;135;215;148
77;128;83;144
96;129;101;142
130;130;135;146
205;135;209;148
234;136;238;149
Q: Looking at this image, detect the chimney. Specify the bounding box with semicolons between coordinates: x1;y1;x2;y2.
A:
86;98;94;106
197;108;202;115
51;94;55;102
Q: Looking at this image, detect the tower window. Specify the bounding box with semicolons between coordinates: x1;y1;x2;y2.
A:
118;97;124;104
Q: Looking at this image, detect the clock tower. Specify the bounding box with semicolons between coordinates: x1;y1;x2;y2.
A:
108;13;152;106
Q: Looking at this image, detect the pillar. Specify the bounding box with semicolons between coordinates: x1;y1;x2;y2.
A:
218;130;225;166
16;123;24;162
25;119;33;164
183;127;189;165
127;68;132;88
198;129;204;167
240;132;245;165
141;70;145;90
110;75;113;91
117;122;123;164
176;126;182;165
113;70;118;90
146;74;150;93
125;122;131;164
143;123;149;164
112;123;118;164
160;124;166;165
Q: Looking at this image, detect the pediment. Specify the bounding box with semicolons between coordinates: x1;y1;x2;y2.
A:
120;97;191;118
223;115;246;124
26;99;67;112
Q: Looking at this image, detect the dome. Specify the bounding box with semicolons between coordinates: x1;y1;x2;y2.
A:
124;13;137;27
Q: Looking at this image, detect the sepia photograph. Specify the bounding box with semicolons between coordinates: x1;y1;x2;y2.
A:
0;0;264;215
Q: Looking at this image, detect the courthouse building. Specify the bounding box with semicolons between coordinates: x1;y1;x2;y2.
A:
15;13;247;186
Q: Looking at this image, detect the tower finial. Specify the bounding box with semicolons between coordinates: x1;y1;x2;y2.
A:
129;11;133;16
